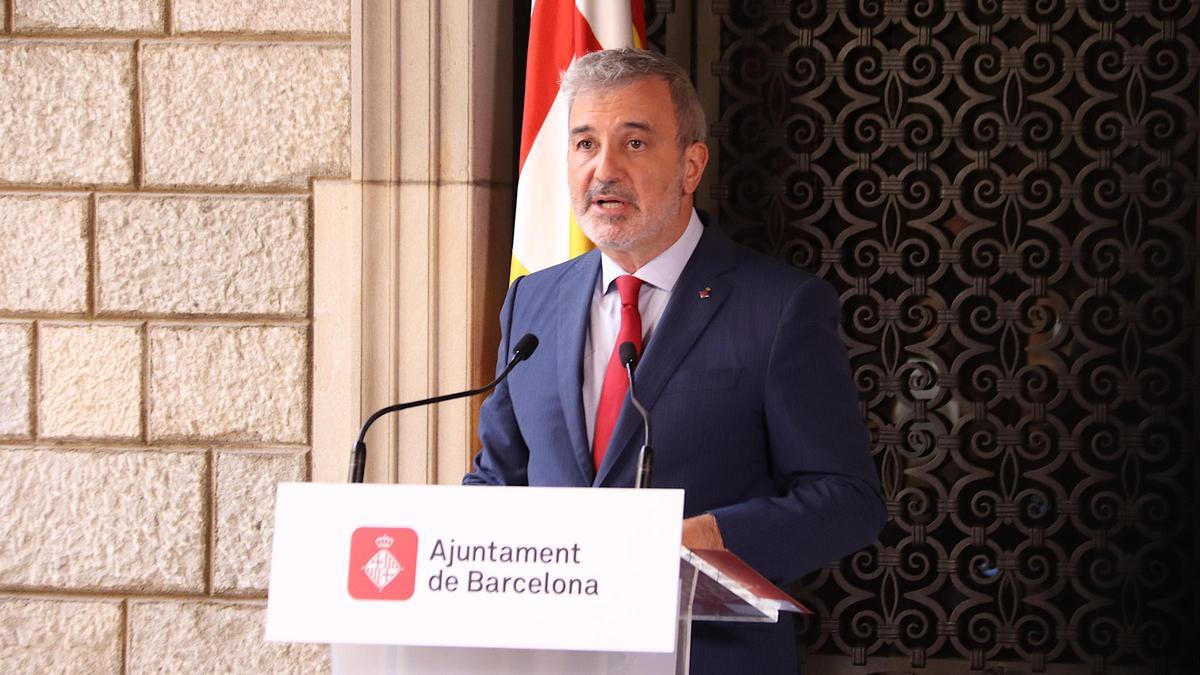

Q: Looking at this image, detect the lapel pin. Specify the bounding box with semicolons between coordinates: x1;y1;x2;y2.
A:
698;287;712;299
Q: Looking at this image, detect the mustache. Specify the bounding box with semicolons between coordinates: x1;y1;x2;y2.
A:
585;182;636;204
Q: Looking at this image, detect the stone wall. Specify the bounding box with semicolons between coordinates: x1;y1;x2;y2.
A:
0;1;349;671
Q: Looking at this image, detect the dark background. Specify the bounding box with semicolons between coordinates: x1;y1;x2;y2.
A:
517;1;1198;672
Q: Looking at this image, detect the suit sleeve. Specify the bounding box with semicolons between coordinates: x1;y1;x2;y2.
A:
463;277;531;486
708;277;886;583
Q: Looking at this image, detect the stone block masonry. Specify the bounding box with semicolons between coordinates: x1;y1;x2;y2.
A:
13;0;164;33
140;42;350;188
0;41;135;186
0;1;347;670
128;600;328;673
97;194;309;316
0;597;122;673
174;0;349;34
0;323;32;437
0;194;88;312
213;449;307;594
0;448;206;592
148;324;308;443
39;323;142;439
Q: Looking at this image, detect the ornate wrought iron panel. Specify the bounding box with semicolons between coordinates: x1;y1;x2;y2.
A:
648;0;1199;672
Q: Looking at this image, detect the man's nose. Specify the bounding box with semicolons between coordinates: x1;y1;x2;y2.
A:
593;145;625;182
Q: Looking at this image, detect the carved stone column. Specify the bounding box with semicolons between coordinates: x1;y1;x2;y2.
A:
312;1;514;485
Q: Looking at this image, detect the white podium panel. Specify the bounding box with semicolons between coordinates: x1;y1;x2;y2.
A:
329;643;678;674
266;484;685;655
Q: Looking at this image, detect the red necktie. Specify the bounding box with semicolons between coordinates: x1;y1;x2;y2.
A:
592;275;644;472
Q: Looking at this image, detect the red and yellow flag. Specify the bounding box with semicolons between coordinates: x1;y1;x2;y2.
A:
511;0;647;281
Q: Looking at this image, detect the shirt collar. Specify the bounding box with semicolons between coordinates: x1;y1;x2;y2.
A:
598;209;704;295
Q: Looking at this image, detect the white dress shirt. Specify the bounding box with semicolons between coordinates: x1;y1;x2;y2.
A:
582;210;704;445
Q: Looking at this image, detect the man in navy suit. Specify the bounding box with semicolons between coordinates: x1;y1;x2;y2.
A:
465;48;885;674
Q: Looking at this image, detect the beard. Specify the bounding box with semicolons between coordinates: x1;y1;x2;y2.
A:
574;172;686;252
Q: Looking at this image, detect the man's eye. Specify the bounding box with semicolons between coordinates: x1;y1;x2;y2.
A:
628;139;644;149
576;139;594;150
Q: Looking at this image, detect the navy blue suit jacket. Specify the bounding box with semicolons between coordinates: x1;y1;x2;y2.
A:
465;224;885;674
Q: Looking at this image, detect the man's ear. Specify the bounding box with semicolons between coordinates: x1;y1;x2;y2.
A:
681;142;709;195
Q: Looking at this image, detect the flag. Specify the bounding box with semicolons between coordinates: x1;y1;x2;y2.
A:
511;0;647;281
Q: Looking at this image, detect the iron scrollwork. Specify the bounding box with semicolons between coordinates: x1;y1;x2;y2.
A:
648;0;1199;671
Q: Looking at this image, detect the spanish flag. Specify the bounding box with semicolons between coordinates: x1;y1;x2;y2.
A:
511;0;648;281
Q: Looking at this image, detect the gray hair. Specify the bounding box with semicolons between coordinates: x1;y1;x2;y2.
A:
560;48;707;149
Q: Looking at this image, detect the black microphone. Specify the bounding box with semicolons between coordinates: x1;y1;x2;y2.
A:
348;333;539;483
619;341;653;489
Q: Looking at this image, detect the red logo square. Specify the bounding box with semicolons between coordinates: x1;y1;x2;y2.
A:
347;527;418;600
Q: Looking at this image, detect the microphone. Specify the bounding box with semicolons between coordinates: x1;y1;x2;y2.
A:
619;341;653;489
348;333;539;483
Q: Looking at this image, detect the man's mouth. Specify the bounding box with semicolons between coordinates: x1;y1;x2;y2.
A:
585;182;636;211
590;193;636;213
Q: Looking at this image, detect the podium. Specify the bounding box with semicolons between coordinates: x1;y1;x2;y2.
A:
266;483;807;674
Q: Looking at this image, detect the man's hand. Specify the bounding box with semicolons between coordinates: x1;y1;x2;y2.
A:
681;513;725;550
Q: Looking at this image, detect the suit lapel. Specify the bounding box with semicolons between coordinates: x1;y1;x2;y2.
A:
595;227;738;486
557;252;601;485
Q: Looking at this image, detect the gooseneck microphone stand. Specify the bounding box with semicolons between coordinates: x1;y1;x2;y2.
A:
348;333;539;483
618;341;654;489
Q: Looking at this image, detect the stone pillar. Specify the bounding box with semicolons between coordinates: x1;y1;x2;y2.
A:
312;0;515;485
